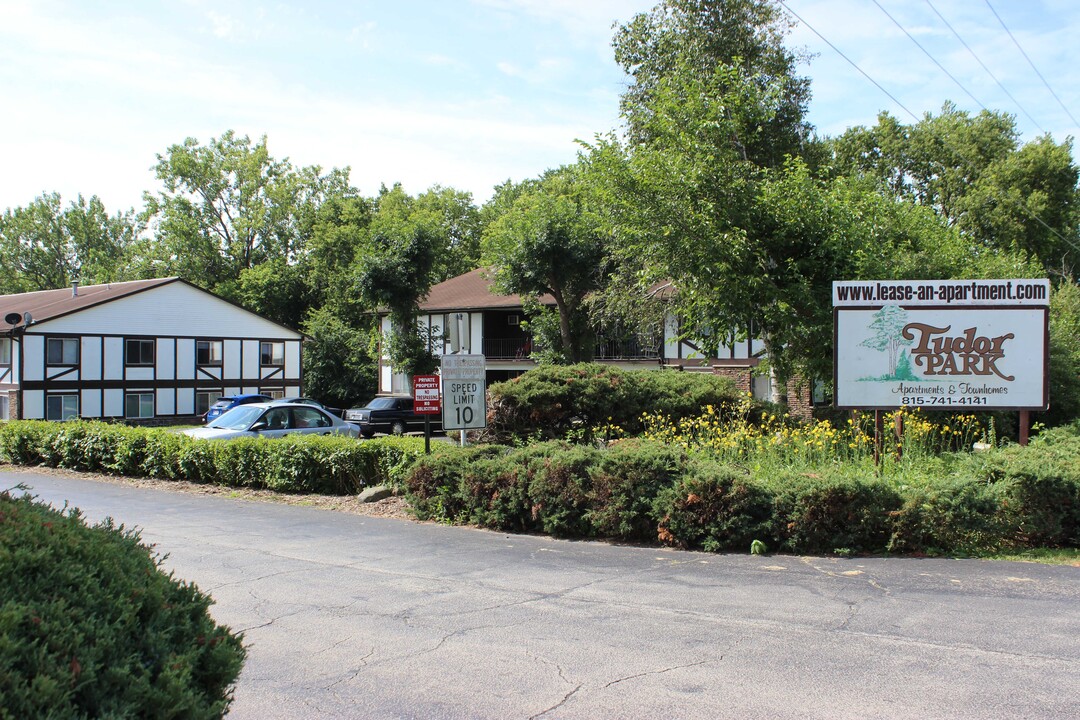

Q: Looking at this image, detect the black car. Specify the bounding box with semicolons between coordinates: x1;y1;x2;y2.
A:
344;395;442;438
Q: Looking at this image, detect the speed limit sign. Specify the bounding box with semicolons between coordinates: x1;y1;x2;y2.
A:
440;354;486;430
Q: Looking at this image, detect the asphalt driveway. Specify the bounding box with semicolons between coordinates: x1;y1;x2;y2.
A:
6;469;1079;719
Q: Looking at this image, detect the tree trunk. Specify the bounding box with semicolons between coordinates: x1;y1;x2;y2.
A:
762;334;785;405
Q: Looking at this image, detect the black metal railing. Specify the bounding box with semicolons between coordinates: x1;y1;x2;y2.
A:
594;337;661;360
483;338;533;360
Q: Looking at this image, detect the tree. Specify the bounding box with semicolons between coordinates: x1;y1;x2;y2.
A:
301;306;378;408
140;131;353;288
613;0;813;166
481;167;607;363
830;105;1079;274
0;193;136;292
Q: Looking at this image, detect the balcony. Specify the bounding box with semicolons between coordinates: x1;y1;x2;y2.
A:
594;337;661;360
483;337;533;360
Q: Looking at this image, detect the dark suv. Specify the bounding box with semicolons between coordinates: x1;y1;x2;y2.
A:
344;395;442;438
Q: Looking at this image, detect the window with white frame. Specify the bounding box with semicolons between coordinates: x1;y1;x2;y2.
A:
46;337;78;365
46;394;78;421
125;393;154;419
260;341;285;366
0;337;10;365
196;390;222;417
261;388;285;399
0;394;9;420
125;338;155;366
196;340;223;365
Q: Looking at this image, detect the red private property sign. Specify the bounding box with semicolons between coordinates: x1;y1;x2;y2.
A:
413;375;441;414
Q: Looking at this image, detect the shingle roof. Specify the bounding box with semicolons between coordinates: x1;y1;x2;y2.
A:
0;278;179;327
418;268;555;312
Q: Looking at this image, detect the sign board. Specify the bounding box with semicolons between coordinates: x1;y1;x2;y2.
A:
441;354;486;430
833;279;1049;411
412;375;441;415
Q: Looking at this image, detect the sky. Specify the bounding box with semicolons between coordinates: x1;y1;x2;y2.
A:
1;0;1078;214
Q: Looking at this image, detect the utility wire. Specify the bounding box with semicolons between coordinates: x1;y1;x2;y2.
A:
924;0;1044;133
775;0;1080;260
777;1;919;122
871;0;987;112
984;0;1080;129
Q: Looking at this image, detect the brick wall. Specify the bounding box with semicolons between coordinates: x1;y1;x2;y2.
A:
711;365;753;394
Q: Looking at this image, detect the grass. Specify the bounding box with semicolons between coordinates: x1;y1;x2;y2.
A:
986;548;1080;566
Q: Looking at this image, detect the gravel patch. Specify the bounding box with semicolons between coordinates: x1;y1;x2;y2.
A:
0;464;416;521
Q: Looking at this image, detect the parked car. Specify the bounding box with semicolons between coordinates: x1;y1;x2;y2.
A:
203;393;272;423
184;402;359;440
267;397;343;418
345;395;442;438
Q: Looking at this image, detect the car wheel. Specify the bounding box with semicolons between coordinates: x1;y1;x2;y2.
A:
390;420;406;436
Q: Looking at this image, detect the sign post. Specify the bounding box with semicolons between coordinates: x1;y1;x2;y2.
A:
440;354;486;446
412;374;441;454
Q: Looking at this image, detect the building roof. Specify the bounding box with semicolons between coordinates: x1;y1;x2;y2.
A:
418;268;554;312
0;278;179;328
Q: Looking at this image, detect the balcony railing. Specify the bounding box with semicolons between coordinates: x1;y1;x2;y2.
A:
483;338;533;360
594;337;661;360
481;336;661;361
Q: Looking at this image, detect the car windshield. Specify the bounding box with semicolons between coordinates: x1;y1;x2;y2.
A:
208;405;264;430
210;398;236;409
365;397;400;410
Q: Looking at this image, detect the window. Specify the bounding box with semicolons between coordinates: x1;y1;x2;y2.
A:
46;338;78;365
125;339;155;366
125;393;154;419
196;390;222;417
292;406;331;429
261;388;285;399
196;340;223;365
260;341;284;366
46;394;78;421
0;337;10;364
0;394;9;420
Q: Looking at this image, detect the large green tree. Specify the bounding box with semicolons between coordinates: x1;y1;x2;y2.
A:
139;131;353;290
481;168;607;363
590;0;840;395
613;0;813;167
830;105;1079;274
0;193;136;292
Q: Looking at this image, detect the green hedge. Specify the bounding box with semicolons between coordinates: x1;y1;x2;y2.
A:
0;421;425;494
0;489;245;718
485;364;748;442
404;430;1080;555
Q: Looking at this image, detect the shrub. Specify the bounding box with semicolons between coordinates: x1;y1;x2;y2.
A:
654;460;773;552
404;444;510;521
485;364;742;442
587;440;689;541
766;468;903;554
0;421;427;495
0;489;245;718
982;428;1080;546
887;477;1011;554
520;442;599;538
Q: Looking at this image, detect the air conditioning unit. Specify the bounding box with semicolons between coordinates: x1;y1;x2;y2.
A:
508;315;519;326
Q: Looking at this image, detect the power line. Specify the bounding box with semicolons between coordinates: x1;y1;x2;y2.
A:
775;0;1080;261
871;0;987;113
924;0;1044;133
777;1;919;123
984;0;1080;129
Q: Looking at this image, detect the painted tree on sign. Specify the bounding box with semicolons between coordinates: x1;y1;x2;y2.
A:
859;305;913;378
